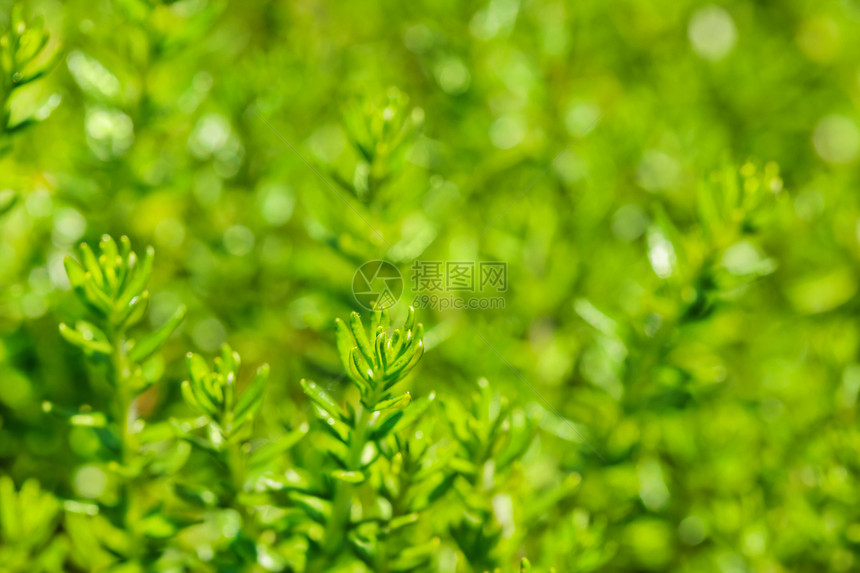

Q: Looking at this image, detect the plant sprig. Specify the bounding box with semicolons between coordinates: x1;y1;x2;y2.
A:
55;235;186;569
300;307;428;570
0;5;60;153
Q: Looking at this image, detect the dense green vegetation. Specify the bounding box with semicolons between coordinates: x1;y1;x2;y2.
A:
2;0;860;571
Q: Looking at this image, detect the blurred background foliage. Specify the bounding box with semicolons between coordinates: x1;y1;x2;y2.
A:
2;0;860;570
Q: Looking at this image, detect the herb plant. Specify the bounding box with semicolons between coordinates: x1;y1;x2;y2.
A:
4;1;860;572
17;236;554;571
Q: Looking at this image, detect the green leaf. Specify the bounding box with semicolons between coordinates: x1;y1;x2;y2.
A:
63;512;116;569
127;305;186;364
523;472;582;525
69;412;108;427
202;366;225;406
117;245;154;309
350;312;375;366
334;318;355;371
403;305;416;332
313;405;351;443
0;189;18;215
185;353;222;416
288;492;331;524
331;469;366;484
79;242;108;292
391;391;434;431
497;410;536;470
521;557;533;573
300;379;344;421
42;401;109;431
217;347;235;374
427;473;457;504
99;234;118;262
62;500;99;516
348;531;376;563
374;392;411;411
180;380;203;414
351;348;374;384
139;513;176;539
233;363;269;427
174;483;217;508
58;323;112;355
388;512;419;531
348;350;373;396
172;423;220;456
386;329;403;360
118;235;132;262
98;235;119;290
370;410;403;441
390;537;440;570
76;319;108;342
450;457;477;475
64;256;87;288
413;440;454;483
137;419;179;445
385;339;423;380
187;352;210;385
72;273;113;316
370;307;390;334
115;291;149;328
0;475;20;539
248;424;308;471
375;331;388;371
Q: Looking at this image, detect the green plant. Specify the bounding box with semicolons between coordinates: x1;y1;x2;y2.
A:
6;0;860;571
443;379;535;571
38;237;557;571
0;476;66;572
320;88;424;203
171;343;306;570
0;4;59;154
297;308;435;571
53;235;186;569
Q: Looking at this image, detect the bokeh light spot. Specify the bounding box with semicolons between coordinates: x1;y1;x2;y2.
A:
688;6;737;61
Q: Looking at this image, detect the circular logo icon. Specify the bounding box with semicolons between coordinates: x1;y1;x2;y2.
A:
352;260;403;310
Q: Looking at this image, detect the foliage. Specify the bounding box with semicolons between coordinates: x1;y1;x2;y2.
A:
17;235;548;571
0;4;59;148
3;0;860;572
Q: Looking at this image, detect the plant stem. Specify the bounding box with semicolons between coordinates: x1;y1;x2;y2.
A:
225;437;259;539
109;326;140;557
316;386;380;567
325;406;368;549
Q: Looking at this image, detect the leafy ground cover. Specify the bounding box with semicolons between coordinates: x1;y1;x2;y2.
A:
2;0;860;571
